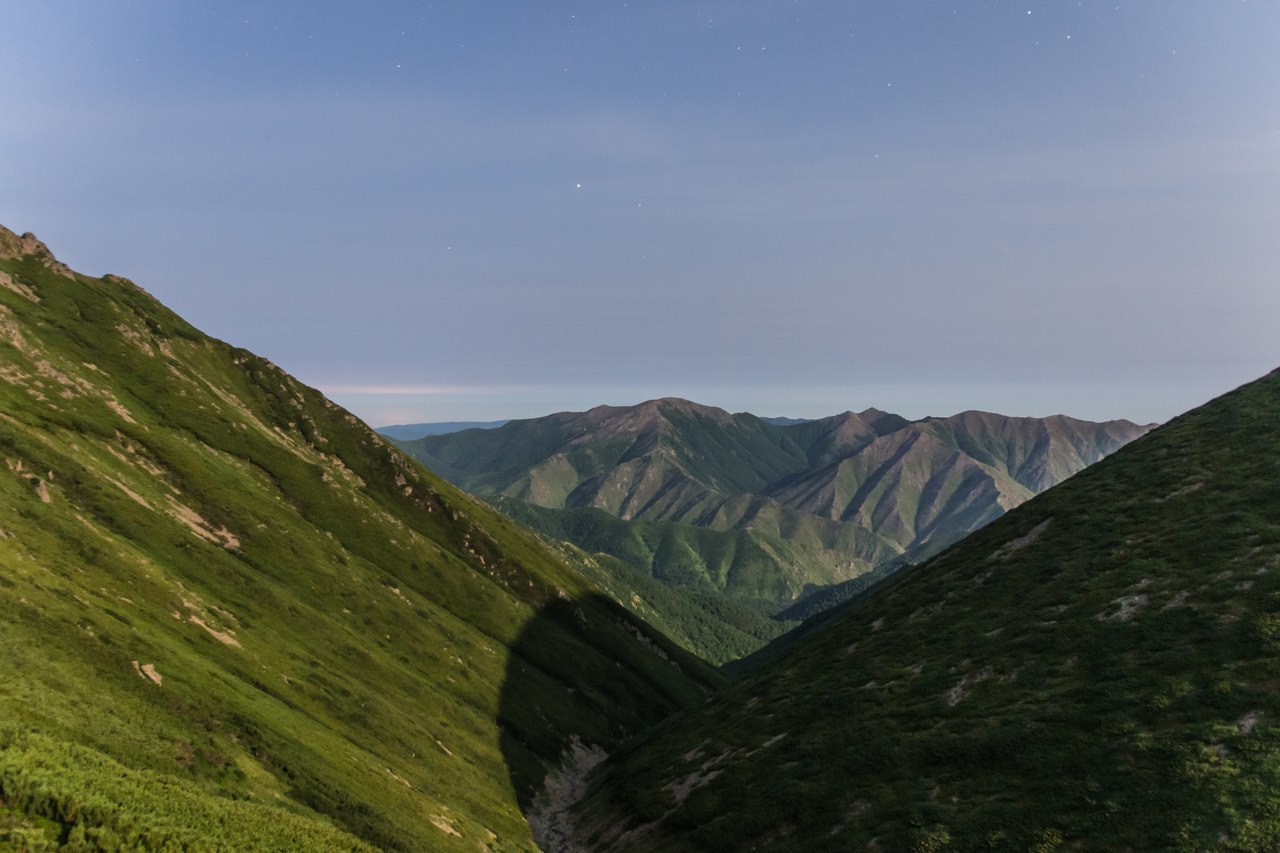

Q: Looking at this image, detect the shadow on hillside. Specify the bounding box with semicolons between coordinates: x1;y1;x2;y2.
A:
497;592;705;816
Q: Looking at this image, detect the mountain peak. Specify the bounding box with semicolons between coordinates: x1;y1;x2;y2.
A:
638;397;726;416
582;397;733;433
822;409;876;432
804;407;908;449
0;225;73;276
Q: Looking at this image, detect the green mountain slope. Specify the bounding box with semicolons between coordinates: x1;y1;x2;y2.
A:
568;367;1280;851
0;226;721;851
398;398;1151;615
492;500;800;665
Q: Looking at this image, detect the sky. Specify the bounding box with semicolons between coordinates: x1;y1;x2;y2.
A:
2;2;1277;426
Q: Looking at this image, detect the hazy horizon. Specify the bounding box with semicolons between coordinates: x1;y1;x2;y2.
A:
351;379;1191;430
3;2;1276;428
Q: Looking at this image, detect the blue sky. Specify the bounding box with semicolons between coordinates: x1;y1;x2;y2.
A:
3;2;1277;425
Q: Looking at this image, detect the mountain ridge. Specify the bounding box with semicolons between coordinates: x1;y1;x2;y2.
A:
375;420;509;441
567;365;1280;850
397;397;1153;614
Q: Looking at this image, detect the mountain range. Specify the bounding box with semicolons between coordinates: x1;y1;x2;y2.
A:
396;398;1152;619
562;366;1280;850
375;420;509;441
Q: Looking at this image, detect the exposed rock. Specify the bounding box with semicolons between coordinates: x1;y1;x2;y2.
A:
0;226;73;276
528;736;608;853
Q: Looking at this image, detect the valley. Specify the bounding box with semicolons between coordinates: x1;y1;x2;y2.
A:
7;2;1271;850
1;224;1269;851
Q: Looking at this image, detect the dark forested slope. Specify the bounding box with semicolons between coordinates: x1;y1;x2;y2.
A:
571;367;1280;851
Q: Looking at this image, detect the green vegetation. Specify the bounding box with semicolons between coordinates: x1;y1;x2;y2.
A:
0;226;721;851
571;367;1280;850
0;729;371;850
493;500;799;601
396;392;1150;646
503;515;800;666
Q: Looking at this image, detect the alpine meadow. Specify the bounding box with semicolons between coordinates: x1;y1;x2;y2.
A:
0;228;721;850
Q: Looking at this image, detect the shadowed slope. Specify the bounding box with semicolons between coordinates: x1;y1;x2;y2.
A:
570;367;1280;851
498;593;712;815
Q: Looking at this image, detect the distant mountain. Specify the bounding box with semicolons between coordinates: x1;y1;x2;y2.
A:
0;226;720;850
759;416;812;426
375;419;509;440
396;398;1153;616
568;367;1280;850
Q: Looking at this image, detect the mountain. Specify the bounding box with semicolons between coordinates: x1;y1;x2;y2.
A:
375;420;509;441
492;500;801;666
0;226;722;850
396;398;1152;614
514;524;800;669
566;367;1280;850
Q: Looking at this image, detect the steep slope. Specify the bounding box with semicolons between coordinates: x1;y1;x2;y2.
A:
765;410;1155;575
491;498;880;613
570;367;1280;851
409;399;807;515
0;227;721;850
493;500;801;665
782;407;910;469
398;399;1151;615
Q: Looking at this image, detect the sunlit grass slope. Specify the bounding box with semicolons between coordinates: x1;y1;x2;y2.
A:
0;227;720;851
502;514;800;667
572;367;1280;851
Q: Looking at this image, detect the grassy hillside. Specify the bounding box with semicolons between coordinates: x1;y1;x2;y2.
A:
491;498;858;611
399;397;1151;620
0;226;721;851
569;367;1280;851
492;500;800;665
